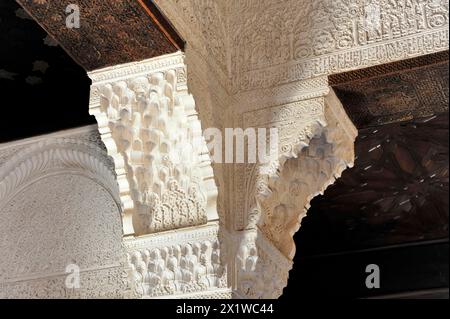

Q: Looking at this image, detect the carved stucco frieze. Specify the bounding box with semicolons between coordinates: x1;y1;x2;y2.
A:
229;0;449;91
124;222;231;299
156;0;449;92
88;52;218;236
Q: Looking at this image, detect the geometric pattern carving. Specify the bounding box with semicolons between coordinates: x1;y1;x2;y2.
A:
88;52;218;236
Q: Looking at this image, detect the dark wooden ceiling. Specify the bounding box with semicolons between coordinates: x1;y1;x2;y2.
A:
0;1;94;143
332;51;449;128
16;0;183;71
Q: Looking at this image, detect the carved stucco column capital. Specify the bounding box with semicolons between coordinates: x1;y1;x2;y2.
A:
87;52;229;299
88;52;218;237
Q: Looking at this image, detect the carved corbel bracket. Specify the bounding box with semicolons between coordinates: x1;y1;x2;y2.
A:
233;80;357;298
88;52;218;236
233;228;292;299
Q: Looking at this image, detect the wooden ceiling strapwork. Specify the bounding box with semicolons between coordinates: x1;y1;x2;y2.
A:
16;0;184;71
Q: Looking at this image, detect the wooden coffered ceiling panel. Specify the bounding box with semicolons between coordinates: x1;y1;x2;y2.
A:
331;51;449;128
16;0;184;71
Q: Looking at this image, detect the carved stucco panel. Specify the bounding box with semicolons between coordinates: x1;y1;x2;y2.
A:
230;0;449;91
229;85;357;298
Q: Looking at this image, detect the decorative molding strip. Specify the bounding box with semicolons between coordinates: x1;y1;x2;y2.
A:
0;125;99;152
232;76;330;112
88;52;185;84
0;266;127;299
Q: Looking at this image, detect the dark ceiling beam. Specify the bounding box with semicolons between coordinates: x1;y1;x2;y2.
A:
16;0;184;71
138;0;184;51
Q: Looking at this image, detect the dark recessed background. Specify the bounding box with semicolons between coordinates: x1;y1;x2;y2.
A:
0;1;94;143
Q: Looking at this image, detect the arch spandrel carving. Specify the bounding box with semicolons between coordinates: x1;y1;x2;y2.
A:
0;131;128;298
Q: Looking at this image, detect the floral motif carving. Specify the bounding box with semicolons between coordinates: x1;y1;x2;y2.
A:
125;223;228;298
